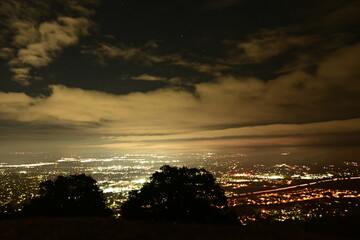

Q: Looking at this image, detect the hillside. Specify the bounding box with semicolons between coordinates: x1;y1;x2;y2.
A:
0;218;357;240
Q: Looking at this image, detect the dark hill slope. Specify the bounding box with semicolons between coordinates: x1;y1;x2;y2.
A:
0;218;356;240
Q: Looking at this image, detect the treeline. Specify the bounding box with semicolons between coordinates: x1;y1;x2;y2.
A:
0;165;237;224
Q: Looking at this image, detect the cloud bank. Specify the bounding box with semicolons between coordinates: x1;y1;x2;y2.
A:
1;41;359;151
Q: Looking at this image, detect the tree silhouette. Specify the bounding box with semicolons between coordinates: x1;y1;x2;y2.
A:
121;165;237;224
22;174;111;217
0;203;17;219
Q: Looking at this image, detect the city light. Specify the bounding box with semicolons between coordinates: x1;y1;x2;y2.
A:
1;152;359;222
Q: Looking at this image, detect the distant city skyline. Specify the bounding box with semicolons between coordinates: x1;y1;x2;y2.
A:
1;0;360;162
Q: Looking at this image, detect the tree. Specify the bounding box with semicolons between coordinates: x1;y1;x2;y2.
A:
0;203;17;219
121;165;237;224
22;174;112;217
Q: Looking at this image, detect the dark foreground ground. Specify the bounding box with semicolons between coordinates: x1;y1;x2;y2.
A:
0;218;358;240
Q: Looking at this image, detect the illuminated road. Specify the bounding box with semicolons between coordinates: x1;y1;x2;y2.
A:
235;176;360;197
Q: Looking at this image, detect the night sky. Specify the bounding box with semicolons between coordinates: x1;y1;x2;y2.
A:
1;0;360;161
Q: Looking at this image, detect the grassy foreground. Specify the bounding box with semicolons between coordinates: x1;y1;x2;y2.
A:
0;218;357;240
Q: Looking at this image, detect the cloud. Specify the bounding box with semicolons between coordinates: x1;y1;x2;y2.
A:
1;42;359;151
1;22;360;151
0;48;14;59
8;17;91;84
10;67;32;84
326;1;360;27
1;44;359;128
0;91;33;120
82;43;165;66
228;28;313;63
317;42;360;90
83;42;229;76
99;118;360;144
0;0;97;85
131;74;167;82
170;58;230;76
67;0;101;16
10;17;90;68
10;21;39;47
